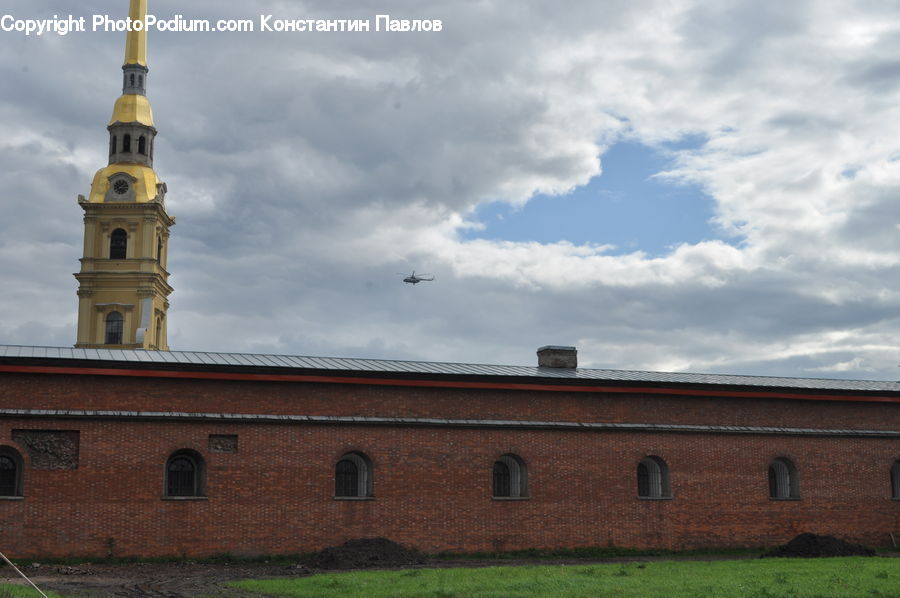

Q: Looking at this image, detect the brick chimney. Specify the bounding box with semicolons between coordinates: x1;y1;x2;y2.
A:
537;346;577;369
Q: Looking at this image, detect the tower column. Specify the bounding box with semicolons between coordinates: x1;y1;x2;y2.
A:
81;213;97;257
141;216;156;259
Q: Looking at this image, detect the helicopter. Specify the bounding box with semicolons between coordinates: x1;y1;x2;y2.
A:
401;271;435;284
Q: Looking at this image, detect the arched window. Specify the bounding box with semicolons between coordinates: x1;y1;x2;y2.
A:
139;75;143;88
769;457;799;499
0;447;23;498
138;135;146;155
166;450;205;497
105;311;124;345
110;228;127;259
334;452;372;498
123;134;131;153
155;317;163;349
637;456;671;498
492;454;527;498
130;73;135;87
891;460;900;500
109;135;116;156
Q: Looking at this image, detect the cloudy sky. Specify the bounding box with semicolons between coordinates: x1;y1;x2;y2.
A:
3;0;900;379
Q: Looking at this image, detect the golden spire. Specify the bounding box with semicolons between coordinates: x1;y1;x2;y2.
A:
76;0;173;351
124;0;148;66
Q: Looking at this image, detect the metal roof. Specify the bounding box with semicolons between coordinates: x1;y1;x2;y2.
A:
2;344;899;393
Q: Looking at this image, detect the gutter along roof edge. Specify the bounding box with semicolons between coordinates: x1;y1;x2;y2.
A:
2;408;899;436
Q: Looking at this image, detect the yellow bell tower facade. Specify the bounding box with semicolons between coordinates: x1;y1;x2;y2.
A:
75;0;174;350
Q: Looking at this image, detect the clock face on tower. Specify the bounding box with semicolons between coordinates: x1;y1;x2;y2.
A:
113;180;130;195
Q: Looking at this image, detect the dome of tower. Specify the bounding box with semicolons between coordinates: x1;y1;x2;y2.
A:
87;164;162;203
109;94;154;127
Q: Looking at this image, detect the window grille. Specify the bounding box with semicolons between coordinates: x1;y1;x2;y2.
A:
637;456;670;498
637;462;651;497
891;460;900;499
335;452;371;498
105;311;124;345
768;458;799;499
493;454;526;498
0;455;17;496
110;229;127;259
335;459;358;497
492;461;511;497
166;452;204;497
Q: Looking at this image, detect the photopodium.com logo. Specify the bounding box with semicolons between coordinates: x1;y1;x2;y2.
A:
1;14;443;36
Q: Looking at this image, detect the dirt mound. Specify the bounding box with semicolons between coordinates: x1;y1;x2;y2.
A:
762;533;875;558
309;537;426;570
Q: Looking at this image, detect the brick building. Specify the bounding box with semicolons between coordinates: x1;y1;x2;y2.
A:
1;344;898;558
2;2;898;559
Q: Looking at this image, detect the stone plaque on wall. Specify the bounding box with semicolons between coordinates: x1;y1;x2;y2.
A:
209;434;238;453
11;430;80;469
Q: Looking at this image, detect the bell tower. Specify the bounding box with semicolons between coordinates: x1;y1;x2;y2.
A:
74;0;174;350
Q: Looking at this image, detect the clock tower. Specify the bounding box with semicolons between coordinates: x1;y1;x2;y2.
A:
74;0;174;350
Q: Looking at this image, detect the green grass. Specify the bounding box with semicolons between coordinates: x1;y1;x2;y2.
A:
0;585;64;598
229;557;900;597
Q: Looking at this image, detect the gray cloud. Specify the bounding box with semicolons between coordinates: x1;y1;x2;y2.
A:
3;1;900;380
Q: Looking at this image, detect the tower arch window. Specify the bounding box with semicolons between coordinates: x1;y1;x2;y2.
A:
891;460;900;500
165;450;205;497
155;317;163;349
123;134;131;153
104;311;124;345
138;74;143;88
493;454;528;498
109;135;117;156
768;457;800;499
637;456;671;499
138;135;146;155
130;73;135;87
110;228;127;259
0;446;23;498
334;452;373;498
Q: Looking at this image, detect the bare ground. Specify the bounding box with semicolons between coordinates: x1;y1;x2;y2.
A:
1;561;309;597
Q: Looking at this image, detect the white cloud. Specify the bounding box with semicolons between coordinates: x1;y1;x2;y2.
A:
2;0;900;379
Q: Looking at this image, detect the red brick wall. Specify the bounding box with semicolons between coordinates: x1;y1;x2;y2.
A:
1;372;897;429
0;372;899;558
